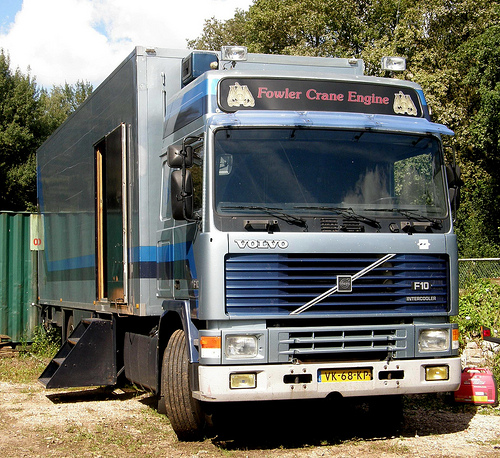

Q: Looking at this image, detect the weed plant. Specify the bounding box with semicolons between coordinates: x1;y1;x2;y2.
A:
28;325;61;359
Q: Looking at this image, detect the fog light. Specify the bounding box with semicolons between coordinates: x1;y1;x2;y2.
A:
419;329;449;352
225;335;258;358
230;373;256;389
425;365;449;381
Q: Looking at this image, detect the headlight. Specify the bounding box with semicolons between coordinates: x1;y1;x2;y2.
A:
225;335;258;358
419;329;449;352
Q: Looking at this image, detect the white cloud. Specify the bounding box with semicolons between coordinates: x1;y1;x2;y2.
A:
0;0;252;88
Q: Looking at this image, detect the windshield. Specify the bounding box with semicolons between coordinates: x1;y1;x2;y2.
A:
214;128;448;219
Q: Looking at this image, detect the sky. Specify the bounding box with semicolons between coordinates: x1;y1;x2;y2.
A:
0;0;253;89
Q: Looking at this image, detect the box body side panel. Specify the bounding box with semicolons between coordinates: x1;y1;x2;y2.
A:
37;53;139;310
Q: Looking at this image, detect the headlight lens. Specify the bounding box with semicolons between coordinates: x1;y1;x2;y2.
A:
419;329;449;352
225;335;258;358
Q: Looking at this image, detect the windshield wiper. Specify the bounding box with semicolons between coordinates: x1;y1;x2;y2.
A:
372;208;443;231
221;205;308;231
294;206;381;230
395;209;442;231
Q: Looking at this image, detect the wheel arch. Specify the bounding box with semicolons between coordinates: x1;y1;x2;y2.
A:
157;300;200;393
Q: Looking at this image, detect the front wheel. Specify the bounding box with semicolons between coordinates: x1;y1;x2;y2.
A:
161;329;205;441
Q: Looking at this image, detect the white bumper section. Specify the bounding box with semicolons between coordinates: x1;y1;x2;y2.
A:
193;357;462;402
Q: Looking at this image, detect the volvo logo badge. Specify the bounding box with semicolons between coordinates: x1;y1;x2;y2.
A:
337;275;353;292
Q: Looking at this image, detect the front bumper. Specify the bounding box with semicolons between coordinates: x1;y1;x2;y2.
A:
193;357;461;402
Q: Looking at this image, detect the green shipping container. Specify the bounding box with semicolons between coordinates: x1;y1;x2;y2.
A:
0;213;38;343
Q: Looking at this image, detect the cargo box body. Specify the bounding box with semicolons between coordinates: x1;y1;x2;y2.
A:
37;47;187;318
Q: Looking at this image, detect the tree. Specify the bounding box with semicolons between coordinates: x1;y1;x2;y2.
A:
188;10;249;51
189;0;416;57
189;0;500;257
0;49;92;211
39;80;93;135
452;23;500;256
0;50;42;211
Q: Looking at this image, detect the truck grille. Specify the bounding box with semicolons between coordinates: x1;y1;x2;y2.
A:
225;253;448;316
269;325;410;362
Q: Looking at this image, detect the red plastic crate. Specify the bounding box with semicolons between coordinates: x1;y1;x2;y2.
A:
454;367;498;405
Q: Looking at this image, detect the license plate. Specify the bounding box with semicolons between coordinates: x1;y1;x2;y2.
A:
319;368;372;383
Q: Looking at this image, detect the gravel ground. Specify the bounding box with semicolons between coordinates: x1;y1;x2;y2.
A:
0;376;499;457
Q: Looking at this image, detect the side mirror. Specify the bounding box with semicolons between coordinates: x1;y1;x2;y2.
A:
171;169;193;220
446;163;461;188
167;145;193;168
446;163;463;211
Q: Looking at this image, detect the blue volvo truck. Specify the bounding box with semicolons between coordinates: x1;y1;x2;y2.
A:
36;46;462;439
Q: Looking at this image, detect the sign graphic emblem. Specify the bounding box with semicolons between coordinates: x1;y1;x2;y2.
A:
417;239;430;250
393;91;417;116
227;82;255;108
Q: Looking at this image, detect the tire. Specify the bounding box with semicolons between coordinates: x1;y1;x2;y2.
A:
162;329;205;441
66;315;74;341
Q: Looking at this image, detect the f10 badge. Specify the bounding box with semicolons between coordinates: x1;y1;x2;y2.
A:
412;281;431;291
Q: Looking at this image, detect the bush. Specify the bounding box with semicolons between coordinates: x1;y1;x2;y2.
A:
453;279;500;385
455;279;500;339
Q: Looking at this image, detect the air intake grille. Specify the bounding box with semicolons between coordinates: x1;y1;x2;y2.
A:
270;325;410;362
225;253;448;316
320;218;363;232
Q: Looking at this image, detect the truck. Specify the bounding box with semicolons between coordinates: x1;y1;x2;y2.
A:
36;46;462;440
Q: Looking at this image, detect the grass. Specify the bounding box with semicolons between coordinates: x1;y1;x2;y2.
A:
0;352;48;384
31;406;176;455
0;324;61;384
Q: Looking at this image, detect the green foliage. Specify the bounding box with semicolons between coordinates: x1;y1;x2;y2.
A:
0;326;60;383
455;279;500;338
0;49;92;211
189;0;500;257
187;10;249;50
189;0;414;57
22;325;61;359
39;80;93;135
449;20;500;256
455;165;500;257
454;279;500;384
0;50;42;211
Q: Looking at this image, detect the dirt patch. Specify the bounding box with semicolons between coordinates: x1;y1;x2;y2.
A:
0;361;499;457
